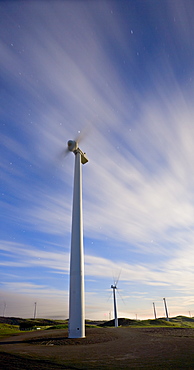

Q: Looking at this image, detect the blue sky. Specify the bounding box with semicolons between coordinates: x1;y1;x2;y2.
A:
1;0;194;320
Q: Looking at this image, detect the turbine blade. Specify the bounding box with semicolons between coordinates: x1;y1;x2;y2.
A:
117;289;126;305
74;118;95;145
44;147;69;177
75;129;88;145
115;269;122;287
107;291;112;302
58;147;69;161
112;273;116;286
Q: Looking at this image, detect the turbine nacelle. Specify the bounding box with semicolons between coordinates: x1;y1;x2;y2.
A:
67;140;88;165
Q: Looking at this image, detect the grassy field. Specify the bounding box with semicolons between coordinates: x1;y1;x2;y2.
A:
1;316;194;369
100;315;194;329
1;315;194;338
0;323;20;338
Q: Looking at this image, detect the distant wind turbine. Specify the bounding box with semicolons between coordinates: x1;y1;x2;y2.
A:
3;302;6;317
34;302;37;319
153;302;157;319
67;138;88;339
163;298;169;321
111;283;118;327
111;273;122;328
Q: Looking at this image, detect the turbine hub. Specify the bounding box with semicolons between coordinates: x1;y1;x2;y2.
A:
67;140;78;152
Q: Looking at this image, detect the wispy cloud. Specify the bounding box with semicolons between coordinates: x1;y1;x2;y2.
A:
0;241;69;272
1;1;194;319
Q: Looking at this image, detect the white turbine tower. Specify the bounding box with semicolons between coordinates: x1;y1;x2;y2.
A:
111;282;118;327
67;139;88;339
163;297;169;322
153;302;157;319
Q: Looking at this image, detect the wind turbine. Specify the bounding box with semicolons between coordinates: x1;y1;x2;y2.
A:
111;275;121;328
153;302;157;319
111;283;118;327
34;302;37;319
163;297;169;321
67;138;88;339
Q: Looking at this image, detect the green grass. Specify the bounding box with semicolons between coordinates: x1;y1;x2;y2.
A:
0;323;20;338
100;316;194;328
169;315;194;328
46;323;68;330
1;316;194;338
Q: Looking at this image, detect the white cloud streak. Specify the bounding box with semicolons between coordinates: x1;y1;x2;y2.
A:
1;1;194;319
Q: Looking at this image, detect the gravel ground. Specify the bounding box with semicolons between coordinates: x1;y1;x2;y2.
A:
1;327;194;369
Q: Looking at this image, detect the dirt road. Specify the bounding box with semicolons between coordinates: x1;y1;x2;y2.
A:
1;327;194;369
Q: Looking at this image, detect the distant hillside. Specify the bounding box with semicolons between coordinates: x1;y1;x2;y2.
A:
0;316;66;328
1;315;194;330
100;316;194;328
0;316;64;325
